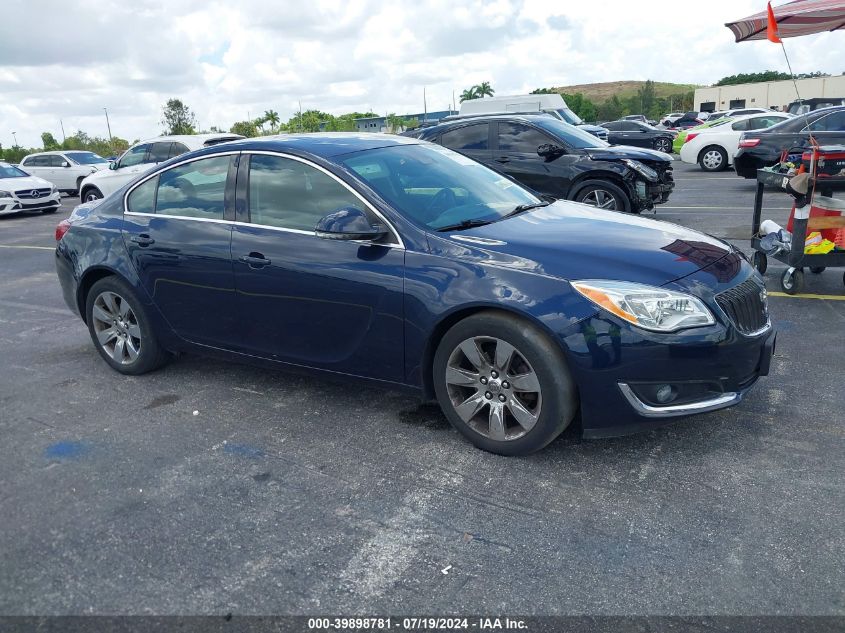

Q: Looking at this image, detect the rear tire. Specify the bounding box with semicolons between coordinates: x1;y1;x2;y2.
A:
433;311;578;456
572;180;631;213
698;146;728;172
654;137;672;153
85;276;170;375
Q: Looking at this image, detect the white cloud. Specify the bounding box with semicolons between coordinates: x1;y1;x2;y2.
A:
2;0;844;147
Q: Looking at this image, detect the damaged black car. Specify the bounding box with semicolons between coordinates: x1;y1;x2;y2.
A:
413;114;674;213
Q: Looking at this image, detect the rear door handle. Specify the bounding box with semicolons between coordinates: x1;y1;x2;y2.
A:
130;234;155;246
239;253;271;268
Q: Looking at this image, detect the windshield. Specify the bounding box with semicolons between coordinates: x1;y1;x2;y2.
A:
555;108;584;126
340;144;540;230
65;151;106;165
533;118;609;148
0;164;28;178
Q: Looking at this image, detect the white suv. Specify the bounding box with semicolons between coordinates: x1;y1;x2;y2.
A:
78;133;243;202
20;151;110;195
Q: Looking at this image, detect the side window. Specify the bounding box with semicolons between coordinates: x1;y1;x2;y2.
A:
440;124;489;150
126;176;158;214
169;143;190;159
49;155;66;167
119;144;150;168
809;111;845;132
21;156;36;167
248;154;363;232
603;122;620;131
498;122;551;153
156;155;230;219
149;142;173;163
731;119;750;131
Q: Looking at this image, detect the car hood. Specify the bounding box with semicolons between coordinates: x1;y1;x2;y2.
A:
584;145;672;163
434;200;734;287
0;175;53;190
579;124;607;133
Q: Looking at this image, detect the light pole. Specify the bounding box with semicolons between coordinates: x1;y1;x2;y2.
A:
103;107;113;146
12;132;18;146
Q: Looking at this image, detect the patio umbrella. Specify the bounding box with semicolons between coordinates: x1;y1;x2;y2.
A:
726;0;845;42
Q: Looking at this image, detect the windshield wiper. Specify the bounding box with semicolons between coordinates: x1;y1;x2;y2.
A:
503;201;551;218
435;218;495;232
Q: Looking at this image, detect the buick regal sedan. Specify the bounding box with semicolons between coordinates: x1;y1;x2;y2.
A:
55;134;775;455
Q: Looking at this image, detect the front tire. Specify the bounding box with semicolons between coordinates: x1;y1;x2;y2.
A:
698;146;728;172
654;137;672;153
81;187;103;203
433;312;578;456
572;180;630;213
85;276;170;375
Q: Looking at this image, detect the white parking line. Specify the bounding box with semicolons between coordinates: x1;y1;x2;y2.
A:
0;245;54;251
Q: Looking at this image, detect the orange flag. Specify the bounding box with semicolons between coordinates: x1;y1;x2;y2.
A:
767;2;782;43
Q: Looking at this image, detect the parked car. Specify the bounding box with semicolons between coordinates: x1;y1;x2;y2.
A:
680;112;791;171
660;112;685;126
787;97;845;115
54;134;774;455
0;161;62;216
78;133;243;202
706;107;774;123
20;150;109;195
733;106;845;178
673;117;734;153
664;112;704;130
414;114;674;213
459;93;609;141
601;120;674;153
623;114;657;126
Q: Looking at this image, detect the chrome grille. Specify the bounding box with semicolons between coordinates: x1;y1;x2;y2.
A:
716;278;769;335
15;188;51;199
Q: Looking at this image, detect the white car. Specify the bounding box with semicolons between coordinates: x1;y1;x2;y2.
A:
679;112;791;171
20;150;110;195
78;133;243;202
0;161;62;216
704;107;777;123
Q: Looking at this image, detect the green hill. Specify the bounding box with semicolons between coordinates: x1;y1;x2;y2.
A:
548;81;700;103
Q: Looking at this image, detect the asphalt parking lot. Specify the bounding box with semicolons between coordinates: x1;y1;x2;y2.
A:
0;162;843;616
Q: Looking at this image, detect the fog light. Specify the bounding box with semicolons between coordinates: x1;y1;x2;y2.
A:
655;384;677;404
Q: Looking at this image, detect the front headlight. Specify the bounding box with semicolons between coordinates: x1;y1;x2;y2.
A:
0;190;11;199
572;280;715;332
622;159;659;182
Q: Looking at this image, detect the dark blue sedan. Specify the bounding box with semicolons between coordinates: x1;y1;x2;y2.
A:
54;134;775;455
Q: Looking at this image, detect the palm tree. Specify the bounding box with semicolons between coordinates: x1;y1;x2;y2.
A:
459;86;479;102
264;109;280;133
477;81;495;98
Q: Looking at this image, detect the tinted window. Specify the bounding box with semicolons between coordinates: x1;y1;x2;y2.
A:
748;115;785;130
498;122;551;152
49;155;66;167
731;119;750;131
169;143;190;159
65;151;105;165
440;124;489;150
127;176;158;214
23;155;48;167
809;111;845;132
149;142;173;163
248;155;362;231
120;144;150;168
156;156;229;219
602;121;621;131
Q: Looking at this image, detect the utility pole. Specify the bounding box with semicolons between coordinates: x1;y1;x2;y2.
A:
60;119;66;143
12;132;18;146
423;86;427;121
103;107;113;150
452;89;456;113
299;101;303;132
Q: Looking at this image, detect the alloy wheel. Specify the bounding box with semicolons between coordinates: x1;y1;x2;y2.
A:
84;191;102;202
444;336;542;441
701;150;724;170
656;138;671;153
91;291;141;365
581;189;618;210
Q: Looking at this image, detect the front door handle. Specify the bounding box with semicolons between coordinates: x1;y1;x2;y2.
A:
130;234;155;247
239;252;271;268
494;156;510;164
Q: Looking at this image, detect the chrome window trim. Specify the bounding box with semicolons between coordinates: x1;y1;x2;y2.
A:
123;149;404;249
618;383;741;418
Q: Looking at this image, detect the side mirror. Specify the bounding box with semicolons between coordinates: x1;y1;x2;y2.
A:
537;143;564;158
315;207;387;241
109;161;119;171
62;161;71;167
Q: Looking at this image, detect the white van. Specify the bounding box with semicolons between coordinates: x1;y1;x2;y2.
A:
460;94;608;140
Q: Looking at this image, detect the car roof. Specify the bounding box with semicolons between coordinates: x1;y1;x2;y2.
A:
417;113;553;135
21;150;93;157
133;133;245;148
191;133;423;159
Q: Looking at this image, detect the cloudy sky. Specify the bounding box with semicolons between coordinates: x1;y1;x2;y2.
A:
3;0;845;148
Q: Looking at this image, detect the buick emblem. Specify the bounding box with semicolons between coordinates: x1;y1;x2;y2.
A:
31;190;41;198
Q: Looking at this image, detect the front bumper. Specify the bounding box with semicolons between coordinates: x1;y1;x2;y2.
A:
630;171;674;210
0;192;61;215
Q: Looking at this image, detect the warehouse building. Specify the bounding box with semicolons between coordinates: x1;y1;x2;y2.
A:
353;110;457;132
694;75;845;112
